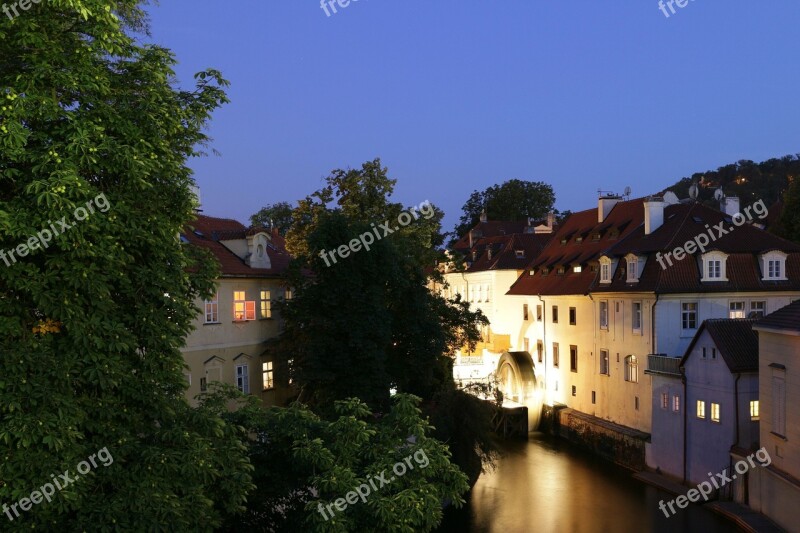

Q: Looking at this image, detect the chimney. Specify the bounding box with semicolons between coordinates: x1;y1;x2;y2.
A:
644;198;665;235
598;194;622;223
723;196;740;217
547;211;555;229
480;209;488;223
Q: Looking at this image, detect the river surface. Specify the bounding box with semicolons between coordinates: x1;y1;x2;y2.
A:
437;433;739;533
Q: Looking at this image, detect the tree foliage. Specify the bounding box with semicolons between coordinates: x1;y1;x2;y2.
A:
772;177;800;243
250;201;294;236
0;1;252;529
451;179;556;246
276;159;487;408
210;387;469;533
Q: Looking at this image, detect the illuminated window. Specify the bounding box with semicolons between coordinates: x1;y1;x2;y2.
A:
625;355;639;383
260;290;272;319
711;403;720;423
661;393;669;409
672;395;680;412
729;301;745;319
697;400;706;419
750;400;759;421
262;361;274;391
233;291;256;321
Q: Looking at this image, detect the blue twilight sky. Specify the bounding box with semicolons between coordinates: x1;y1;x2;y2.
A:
145;1;800;232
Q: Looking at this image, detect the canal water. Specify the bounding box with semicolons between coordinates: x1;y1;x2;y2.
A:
437;433;739;533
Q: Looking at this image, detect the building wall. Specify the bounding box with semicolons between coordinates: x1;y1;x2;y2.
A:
649;373;684;479
182;278;288;406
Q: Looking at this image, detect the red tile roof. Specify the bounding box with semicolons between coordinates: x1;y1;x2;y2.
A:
508;199;800;296
466;232;553;272
452;220;531;253
183;215;291;278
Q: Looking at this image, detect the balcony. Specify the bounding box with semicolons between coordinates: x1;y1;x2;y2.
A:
645;355;681;376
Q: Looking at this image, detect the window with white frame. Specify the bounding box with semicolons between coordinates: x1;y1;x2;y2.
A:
599;300;609;329
204;292;219;323
729;301;745;319
632;302;642;333
599;257;612;283
235;364;250;394
626;255;639;282
625;355;639;383
697;400;706;419
262;361;275;391
233;291;256;321
681;302;698;330
749;301;766;319
761;251;788;281
701;252;728;281
710;402;720;423
599;350;609;375
260;290;272;319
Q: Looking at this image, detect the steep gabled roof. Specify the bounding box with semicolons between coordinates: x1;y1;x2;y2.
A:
466;232;552;273
452;220;531;253
680;319;759;373
183;215;291;278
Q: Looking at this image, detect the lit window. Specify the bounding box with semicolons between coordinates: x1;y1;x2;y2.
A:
672;395;680;412
600;350;609;375
632;302;642;332
749;301;766;319
285;288;294;300
234;291;256;321
204;292;219;323
729;301;745;319
682;302;697;330
625;355;639;383
661;392;669;410
711;403;720;423
750;400;759;421
260;290;272;319
599;300;609;329
235;364;250;394
697;400;706;419
262;361;274;391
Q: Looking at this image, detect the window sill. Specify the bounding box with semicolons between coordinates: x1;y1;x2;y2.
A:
232;319;256;324
203;322;222;326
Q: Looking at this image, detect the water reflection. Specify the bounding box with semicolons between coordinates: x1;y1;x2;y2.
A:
438;433;738;533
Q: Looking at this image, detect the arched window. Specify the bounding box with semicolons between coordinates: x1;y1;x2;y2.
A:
625;355;639;383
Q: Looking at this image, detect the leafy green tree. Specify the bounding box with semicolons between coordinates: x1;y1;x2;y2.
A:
451;179;556;246
277;159;486;407
773;178;800;243
0;1;252;529
250;201;294;236
209;386;469;533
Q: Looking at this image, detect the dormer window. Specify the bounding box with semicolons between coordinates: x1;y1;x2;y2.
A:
515;249;525;259
625;254;639;283
573;265;582;273
701;251;728;282
761;251;788;281
575;236;583;243
599;257;612;284
557;266;565;275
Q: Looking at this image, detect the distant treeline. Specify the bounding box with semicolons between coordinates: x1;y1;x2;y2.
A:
663;154;799;207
